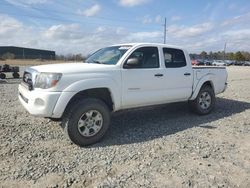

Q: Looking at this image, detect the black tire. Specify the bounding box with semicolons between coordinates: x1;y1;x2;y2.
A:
13;72;20;78
62;98;110;146
0;73;6;79
189;85;215;115
48;117;62;122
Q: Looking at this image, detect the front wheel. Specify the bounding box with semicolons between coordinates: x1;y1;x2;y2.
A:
189;85;215;115
62;98;110;146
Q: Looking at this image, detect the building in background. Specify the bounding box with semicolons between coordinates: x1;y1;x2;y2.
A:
0;46;55;60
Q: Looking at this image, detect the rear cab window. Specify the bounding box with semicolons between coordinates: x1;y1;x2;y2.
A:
163;48;186;68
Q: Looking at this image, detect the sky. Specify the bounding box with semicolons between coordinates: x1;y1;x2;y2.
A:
0;0;250;55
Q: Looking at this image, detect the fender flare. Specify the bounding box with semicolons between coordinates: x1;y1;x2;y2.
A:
52;78;120;118
189;74;215;100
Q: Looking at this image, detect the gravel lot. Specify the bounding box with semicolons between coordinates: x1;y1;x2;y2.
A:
0;66;250;187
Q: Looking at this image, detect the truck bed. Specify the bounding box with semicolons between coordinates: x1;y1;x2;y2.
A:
192;66;227;98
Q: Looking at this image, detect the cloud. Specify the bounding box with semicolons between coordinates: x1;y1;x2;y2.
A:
168;22;214;38
78;4;101;17
222;29;250;42
116;27;126;35
22;0;47;3
0;14;23;36
142;15;152;24
1;12;250;56
127;31;162;41
142;15;162;24
170;16;182;22
0;14;163;54
221;13;250;27
222;30;250;51
119;0;149;7
96;26;106;33
0;14;44;50
5;0;48;6
155;15;161;23
44;24;83;40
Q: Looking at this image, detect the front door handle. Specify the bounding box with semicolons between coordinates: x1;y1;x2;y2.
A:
184;73;191;76
154;73;163;77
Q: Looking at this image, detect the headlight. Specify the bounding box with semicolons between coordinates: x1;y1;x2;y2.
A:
34;72;62;89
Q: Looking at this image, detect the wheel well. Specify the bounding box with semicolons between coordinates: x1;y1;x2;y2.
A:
202;81;214;90
64;88;114;115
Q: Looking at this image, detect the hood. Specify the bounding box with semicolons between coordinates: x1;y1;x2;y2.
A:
30;63;116;74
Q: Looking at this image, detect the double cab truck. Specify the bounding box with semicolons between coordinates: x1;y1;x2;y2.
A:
18;43;228;146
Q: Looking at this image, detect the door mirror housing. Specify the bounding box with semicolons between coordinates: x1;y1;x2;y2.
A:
124;58;140;68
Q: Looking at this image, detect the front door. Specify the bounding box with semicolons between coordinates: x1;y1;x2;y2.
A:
121;46;166;108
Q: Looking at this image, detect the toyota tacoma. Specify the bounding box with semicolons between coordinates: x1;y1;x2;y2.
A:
18;43;228;146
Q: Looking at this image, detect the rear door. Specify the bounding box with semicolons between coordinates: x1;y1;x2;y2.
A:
121;46;166;108
161;47;193;101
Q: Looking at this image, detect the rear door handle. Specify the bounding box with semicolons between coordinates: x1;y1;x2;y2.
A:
184;73;191;76
154;73;163;77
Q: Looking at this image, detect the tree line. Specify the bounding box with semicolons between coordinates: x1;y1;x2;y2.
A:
190;51;250;61
0;52;87;61
2;51;250;62
55;54;87;61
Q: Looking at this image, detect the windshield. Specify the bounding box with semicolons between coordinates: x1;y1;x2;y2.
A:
85;46;131;65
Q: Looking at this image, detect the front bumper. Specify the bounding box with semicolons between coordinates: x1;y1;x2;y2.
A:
18;84;61;117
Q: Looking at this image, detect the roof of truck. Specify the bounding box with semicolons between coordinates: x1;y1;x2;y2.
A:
110;43;184;50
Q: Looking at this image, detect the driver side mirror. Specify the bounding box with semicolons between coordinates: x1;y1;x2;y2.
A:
124;57;140;69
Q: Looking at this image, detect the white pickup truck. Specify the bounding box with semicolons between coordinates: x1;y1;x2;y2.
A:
18;43;227;146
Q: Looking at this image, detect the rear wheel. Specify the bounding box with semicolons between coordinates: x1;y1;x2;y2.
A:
62;98;110;146
0;73;6;79
189;85;215;115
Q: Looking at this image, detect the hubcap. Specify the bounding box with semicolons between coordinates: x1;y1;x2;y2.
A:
77;110;103;137
199;91;211;110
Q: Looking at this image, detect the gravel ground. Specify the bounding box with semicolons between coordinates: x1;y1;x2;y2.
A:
0;66;250;188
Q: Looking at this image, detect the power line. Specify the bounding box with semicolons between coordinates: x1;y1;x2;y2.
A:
0;2;164;42
1;10;161;32
0;22;163;41
0;2;161;28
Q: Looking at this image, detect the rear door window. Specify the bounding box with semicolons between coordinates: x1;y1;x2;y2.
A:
163;48;186;68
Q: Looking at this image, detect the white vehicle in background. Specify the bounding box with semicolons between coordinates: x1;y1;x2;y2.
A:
18;43;228;146
243;61;250;66
212;60;226;66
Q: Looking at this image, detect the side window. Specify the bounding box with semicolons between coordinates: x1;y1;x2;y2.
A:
126;47;159;68
163;48;186;68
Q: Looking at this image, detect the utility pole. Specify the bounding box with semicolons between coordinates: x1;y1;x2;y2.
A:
163;17;167;44
223;42;227;61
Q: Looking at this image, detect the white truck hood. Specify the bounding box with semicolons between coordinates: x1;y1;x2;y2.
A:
31;63;115;74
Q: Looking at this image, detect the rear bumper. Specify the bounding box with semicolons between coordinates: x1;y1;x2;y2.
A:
18;84;61;117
